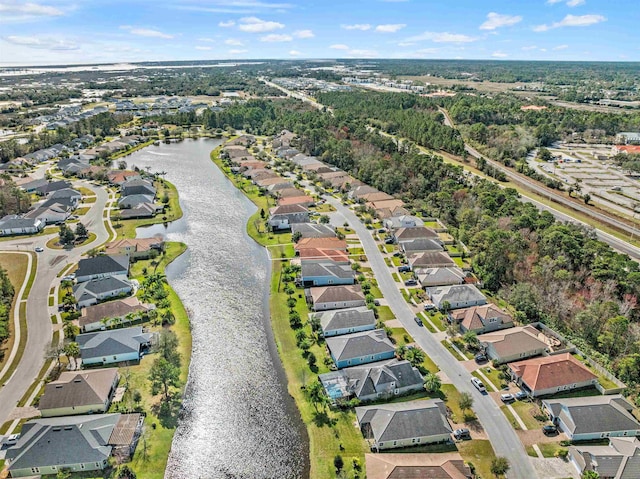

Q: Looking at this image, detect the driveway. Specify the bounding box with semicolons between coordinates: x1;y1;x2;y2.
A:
0;180;111;427
324;196;538;479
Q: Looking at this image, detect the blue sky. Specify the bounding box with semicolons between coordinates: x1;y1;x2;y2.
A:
0;0;636;65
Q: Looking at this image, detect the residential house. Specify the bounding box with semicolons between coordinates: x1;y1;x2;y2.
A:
375;205;410;220
478;325;550;364
38;368;119;417
24;202;71;225
365;453;473;479
319;359;423;402
118;203;161;219
393;226;439;243
295;237;347;254
360;192;395;203
79;297;154;333
425;284;487;310
450;304;513;334
24;179;71;196
265;182;295;195
407;252;456;270
5;414;142;478
48;188;82;207
257;177;291;188
370;199;406;215
118;194;155;209
325;329;395;369
77;326;153;366
384;215;424;230
356;399;452;450
75;255;129;283
291;223;336;239
0;215;44;236
350;185;379;200
569;437;640;479
398;238;444;255
311;306;376;337
300;260;355;287
268;204;310;230
107;170;141;186
308;285;366;311
416;267;467;288
509;353;598;398
277;187;306;198
104;237;164;260
298;248;350;263
120;179;155;197
542;395;640;441
278;195;315;207
73;277;133;308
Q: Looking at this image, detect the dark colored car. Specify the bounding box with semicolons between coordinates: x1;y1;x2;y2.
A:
414;316;423;327
404;279;417;286
398;265;411;273
515;391;528;400
384;238;395;244
474;353;487;363
542;425;558;436
453;428;471;440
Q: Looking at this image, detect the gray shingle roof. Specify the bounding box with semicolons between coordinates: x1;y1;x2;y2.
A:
313;306;376;334
0;215;41;230
5;414;120;470
399;238;444;254
301;260;355;281
426;284;487;305
356;399;451;443
544;395;640;436
75;255;129;280
325;329;394;361
291;223;336;238
76;326;152;360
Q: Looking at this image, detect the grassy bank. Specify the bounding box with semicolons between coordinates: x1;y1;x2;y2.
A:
0;253;30;378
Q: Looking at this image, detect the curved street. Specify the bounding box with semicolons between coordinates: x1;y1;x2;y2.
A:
0;180;112;427
324;195;538;479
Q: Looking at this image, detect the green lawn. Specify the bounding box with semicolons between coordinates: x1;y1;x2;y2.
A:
457;440;497;479
476;366;508;390
501;405;522;430
391;256;403;267
376;305;395;321
441;384;476;423
393;272;401;283
538;442;568;458
508;400;548;430
440;339;466;361
453;257;470;268
427;311;447;331
384;257;392;267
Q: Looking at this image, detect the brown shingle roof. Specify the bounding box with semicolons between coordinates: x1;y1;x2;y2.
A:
509;353;597;392
365;453;472;479
278;195;315;206
311;285;364;304
270;204;309;215
79;297;152;329
395;227;439;241
450;304;512;332
479;325;549;358
298;248;349;262
295;237;347;251
38;368;119;411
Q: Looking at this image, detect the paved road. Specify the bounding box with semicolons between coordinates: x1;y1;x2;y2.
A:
0;180;111;426
324;196;538;479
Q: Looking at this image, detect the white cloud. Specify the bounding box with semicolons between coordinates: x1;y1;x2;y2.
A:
347;49;378;58
521;45;538;51
547;0;585;5
329;44;350;50
195;46;212;50
405;31;477;43
293;29;314;38
177;2;293;14
229;48;248;54
375;24;406;33
0;2;65;22
480;12;522;30
225;38;244;45
289;50;302;56
398;41;415;47
3;35;79;50
219;20;236;27
260;33;292;42
341;24;371;31
492;51;508;58
553;44;569;50
534;14;605;31
238;16;284;32
199;37;216;42
120;26;174;39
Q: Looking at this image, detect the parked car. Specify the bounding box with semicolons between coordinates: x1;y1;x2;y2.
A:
414;316;423;327
61;275;75;282
378;228;386;233
542;425;558;436
424;303;436;311
3;433;20;446
34;247;44;252
515;391;528;401
384;237;394;244
453;428;471;440
404;279;417;286
471;377;487;393
474;353;487;363
398;265;411;273
373;299;380;306
500;393;515;403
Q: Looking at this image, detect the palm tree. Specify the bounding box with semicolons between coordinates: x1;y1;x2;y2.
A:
305;380;328;412
490;457;510;478
423;372;442;394
64;342;80;361
161;309;175;326
458;392;474;415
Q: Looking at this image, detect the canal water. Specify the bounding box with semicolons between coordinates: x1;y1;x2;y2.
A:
123;138;307;479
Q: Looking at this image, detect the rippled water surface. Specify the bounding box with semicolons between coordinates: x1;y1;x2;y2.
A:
124;138;307;479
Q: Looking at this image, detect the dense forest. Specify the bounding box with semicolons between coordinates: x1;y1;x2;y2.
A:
211;98;640;400
0;177;31;216
0;266;15;348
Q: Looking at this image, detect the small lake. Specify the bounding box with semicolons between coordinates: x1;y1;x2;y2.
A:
123;138;307;479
